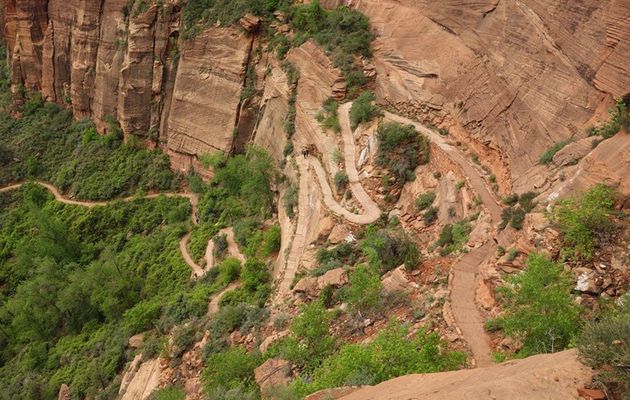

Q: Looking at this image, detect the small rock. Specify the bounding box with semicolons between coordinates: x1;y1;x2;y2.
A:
57;384;71;400
293;277;319;298
239;13;261;32
128;333;145;348
328;225;351;244
318;268;348;289
381;266;412;293
577;387;606;400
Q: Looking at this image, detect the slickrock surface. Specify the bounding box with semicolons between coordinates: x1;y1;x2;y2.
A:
339;350;592;400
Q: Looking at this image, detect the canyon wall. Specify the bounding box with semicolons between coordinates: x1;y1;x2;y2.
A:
1;0;629;185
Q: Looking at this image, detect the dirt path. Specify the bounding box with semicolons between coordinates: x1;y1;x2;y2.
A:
271;158;311;308
383;112;503;367
205;227;246;268
0;181;204;278
208;282;241;316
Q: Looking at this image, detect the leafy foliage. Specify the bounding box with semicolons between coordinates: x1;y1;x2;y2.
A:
203;346;260;399
435;220;471;255
0;97;178;199
415;191;436;211
587;98;630;139
550;184;616;260
344;264;382;314
539;140;571;165
578;295;630;397
316;98;341;133
349;91;379;129
292;321;465;396
361;226;419;273
376;122;429;186
493;253;581;357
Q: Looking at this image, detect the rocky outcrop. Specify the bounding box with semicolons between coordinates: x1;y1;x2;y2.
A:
254;358;292;391
349;0;630;190
338;350;592;400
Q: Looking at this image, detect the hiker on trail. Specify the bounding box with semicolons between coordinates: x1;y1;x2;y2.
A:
302;147;310;158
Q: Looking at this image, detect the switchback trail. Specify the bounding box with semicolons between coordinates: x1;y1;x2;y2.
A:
0;181;205;278
271;102;383;309
383;111;502;367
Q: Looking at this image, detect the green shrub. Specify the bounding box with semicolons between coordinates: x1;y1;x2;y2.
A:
292;321;464;396
493;253;581;357
218;258;242;285
345;265;382;314
213;233;228;260
152;386;186;400
274;301;335;371
587;98;630;139
376;122;429;186
261;225;281;257
518;191;538;213
334;170;349;191
203;346;260;398
578;295;630;397
551;184;616;259
423;206;438;225
415;191;436;211
361;227;419;273
284;185;298;219
509;207;526;230
316;98;341;133
436;220;470;254
349;91;379;129
314;242;360;276
539;140;571;165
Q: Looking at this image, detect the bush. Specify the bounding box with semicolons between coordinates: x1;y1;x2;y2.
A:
509;208;526;230
203;346;259;398
361;227;419;273
292;321;465;396
218;258;242;285
551;184;616;260
539;140;571;165
587;98;630;139
423;206;438;226
578;295;630;397
494;253;581;357
152;386;186;400
349;91;379;129
261;225;281;257
345;265;382;314
213;233;228;260
316;98;341;133
284;185;298;219
436;220;470;255
415;191;436;211
334;170;349;191
376;122;429;186
275;301;336;371
314;242;360;276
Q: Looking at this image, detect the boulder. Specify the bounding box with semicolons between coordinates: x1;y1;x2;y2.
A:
254;358;291;390
293;276;319;298
57;384;71;400
318;268;348;289
318;217;335;240
239;13;261;32
128;333;144;348
381;266;412;293
328;225;351;244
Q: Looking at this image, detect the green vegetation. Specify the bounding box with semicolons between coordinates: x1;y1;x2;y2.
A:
313;242;361;277
436;220;471;255
203;346;260;399
344;264;382;314
415;191;436;211
334;170;349;192
152;386;186;400
376;122;430;186
0;184;220;398
578;295;630;398
423;206;438;226
182;0;292;38
349;91;379;129
289;1;373;95
291;321;464;396
539;139;571;165
550;184;616;260
316;98;341;133
500;191;537;231
493;253;581;357
361;226;420;273
284;184;298;219
0;95;178;200
587;98;630;139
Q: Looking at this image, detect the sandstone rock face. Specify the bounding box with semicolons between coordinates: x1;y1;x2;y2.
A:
339;350;592;400
57;384;71;400
351;0;630;188
166;27;251;160
254;358;291;390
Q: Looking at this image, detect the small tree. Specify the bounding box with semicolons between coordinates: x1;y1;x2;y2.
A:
494;253;581;356
551;184;616;259
350;91;379;129
345;265;382;314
